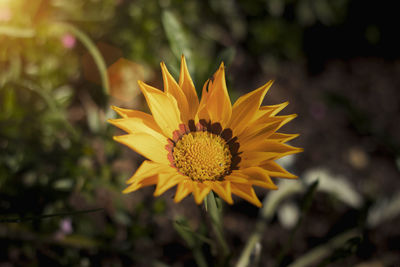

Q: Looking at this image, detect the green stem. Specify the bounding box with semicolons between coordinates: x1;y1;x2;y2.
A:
287;229;359;267
193;249;208;267
206;192;230;258
276;180;319;266
173;219;208;267
235;206;267;267
1;22;110;96
52;22;110;96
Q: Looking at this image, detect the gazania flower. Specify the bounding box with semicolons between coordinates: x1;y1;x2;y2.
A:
109;56;302;207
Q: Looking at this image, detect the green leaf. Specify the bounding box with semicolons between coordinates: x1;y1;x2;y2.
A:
318;236;362;266
276;180;319;266
161;10;192;61
173;217;196;247
287;229;361;267
173;217;208;267
300;179;319;213
174;218;213;245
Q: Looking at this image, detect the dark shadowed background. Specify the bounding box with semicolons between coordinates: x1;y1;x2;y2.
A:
1;0;399;266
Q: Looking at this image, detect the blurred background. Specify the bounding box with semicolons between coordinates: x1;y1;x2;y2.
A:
1;0;399;266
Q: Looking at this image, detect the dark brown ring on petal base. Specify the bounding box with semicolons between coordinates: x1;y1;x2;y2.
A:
165;120;241;182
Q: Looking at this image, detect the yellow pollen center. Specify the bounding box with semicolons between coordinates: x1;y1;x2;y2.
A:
172;131;232;181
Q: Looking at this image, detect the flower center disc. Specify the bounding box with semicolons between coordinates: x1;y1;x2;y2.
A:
173;131;232;182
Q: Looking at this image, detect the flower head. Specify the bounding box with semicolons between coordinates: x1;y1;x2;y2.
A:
109;56;302;207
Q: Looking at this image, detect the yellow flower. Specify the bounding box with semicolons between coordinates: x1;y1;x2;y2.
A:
109;56;302;207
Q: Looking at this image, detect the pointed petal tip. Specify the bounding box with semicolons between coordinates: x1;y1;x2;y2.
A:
279;113;298;123
277;101;289;108
194;197;204;205
110;105;128;118
153;185;166;197
160;61;166;69
222;195;234;205
112;135;129;143
174;192;188;203
107;118;123;125
265;79;274;86
286;175;299;180
107;119;122;128
247;195;263;207
122;187;134;194
270;184;279;190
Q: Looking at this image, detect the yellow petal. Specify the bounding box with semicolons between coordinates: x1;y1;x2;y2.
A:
192;182;212;204
174;180;194;203
240;151;280;168
179;55;199;119
225;175;249;184
244;140;303;154
239;119;284;145
123;175;158;194
161;62;190;123
154;173;184;196
126;160;171;184
245;102;289;124
111;105;145;118
113;133;169;164
212;181;233;204
199;63;232;126
239;114;297;142
260;160;298;179
231;183;262;207
108;116;166;143
196;79;211;122
268;133;300;143
228;80;273;136
240;167;278;189
260;102;290;117
224;170;249;184
259;101;289;117
240;142;302;166
138;80;181;138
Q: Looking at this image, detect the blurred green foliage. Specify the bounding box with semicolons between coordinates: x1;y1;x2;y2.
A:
0;0;397;265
